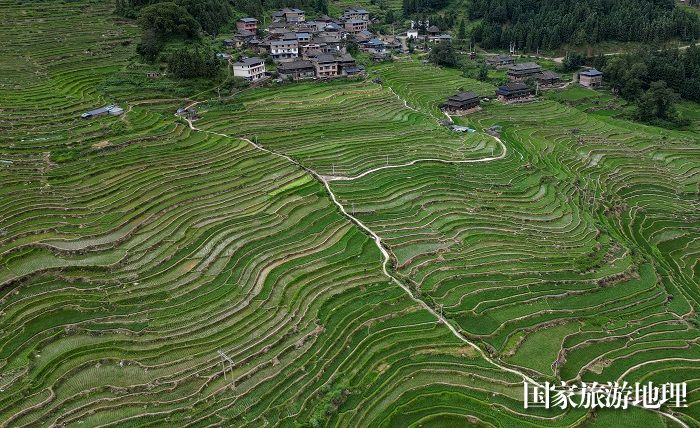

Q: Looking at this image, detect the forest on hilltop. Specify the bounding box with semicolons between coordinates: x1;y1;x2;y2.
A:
469;0;700;50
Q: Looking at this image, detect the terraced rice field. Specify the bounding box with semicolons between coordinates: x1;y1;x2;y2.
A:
1;0;699;427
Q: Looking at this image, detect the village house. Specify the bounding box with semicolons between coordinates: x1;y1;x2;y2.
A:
312;54;339;78
273;8;305;23
579;68;603;88
296;32;312;43
436;34;452;43
537;70;561;87
232;57;266;81
335;53;358;75
342;7;370;21
406;29;419;39
248;37;264;54
223;39;235;48
233;29;256;48
317;14;335;23
440;92;481;115
320;22;342;41
507;62;542;81
270;39;299;62
344;19;368;35
236;17;258;33
496;82;533;103
426;25;440;40
354;29;374;42
382;36;402;52
486;54;515;68
361;38;386;55
268;21;292;33
277;60;316;80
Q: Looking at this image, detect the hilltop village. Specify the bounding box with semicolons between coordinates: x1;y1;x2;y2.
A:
221;7;605;116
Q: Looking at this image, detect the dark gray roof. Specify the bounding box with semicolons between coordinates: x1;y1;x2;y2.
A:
238;17;258;22
233;57;263;66
278;60;314;70
448;92;479;102
538;70;561;80
580;68;602;77
236;29;255;37
427;25;440;32
496;82;531;95
509;62;541;71
314;54;337;63
270;39;298;46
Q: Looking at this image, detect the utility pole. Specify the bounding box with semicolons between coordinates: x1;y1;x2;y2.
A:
218;349;235;381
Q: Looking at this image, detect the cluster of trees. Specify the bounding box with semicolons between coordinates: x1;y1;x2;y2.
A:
428;42;457;67
600;45;700;123
166;47;223;78
469;0;700;51
117;0;231;35
117;0;232;77
401;0;450;15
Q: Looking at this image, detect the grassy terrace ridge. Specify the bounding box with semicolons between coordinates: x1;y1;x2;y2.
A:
1;0;699;427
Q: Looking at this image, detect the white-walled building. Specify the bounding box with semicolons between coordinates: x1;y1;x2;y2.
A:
232;57;266;81
270;39;299;62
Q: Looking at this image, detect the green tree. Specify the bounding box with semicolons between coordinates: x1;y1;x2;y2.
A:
635;81;680;122
457;19;466;46
138;2;200;38
167;47;221;78
477;62;488;81
136;28;163;62
428;42;457;67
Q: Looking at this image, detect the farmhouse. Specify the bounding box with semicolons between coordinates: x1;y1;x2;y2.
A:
426;25;440;40
296;32;311;43
440;92;481;115
361;38;386;55
236;17;258;32
537;70;561;86
496;82;533;103
344;19;368;35
277;60;315;80
507;62;542;80
406;29;419;39
436;34;452;43
355;29;374;42
232;57;266;81
342;8;370;21
312;54;338;78
274;8;305;23
270;39;299;62
579;68;603;88
233;29;255;48
486;54;514;68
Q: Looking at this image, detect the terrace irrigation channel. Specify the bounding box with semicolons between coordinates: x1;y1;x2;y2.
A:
179;91;688;427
